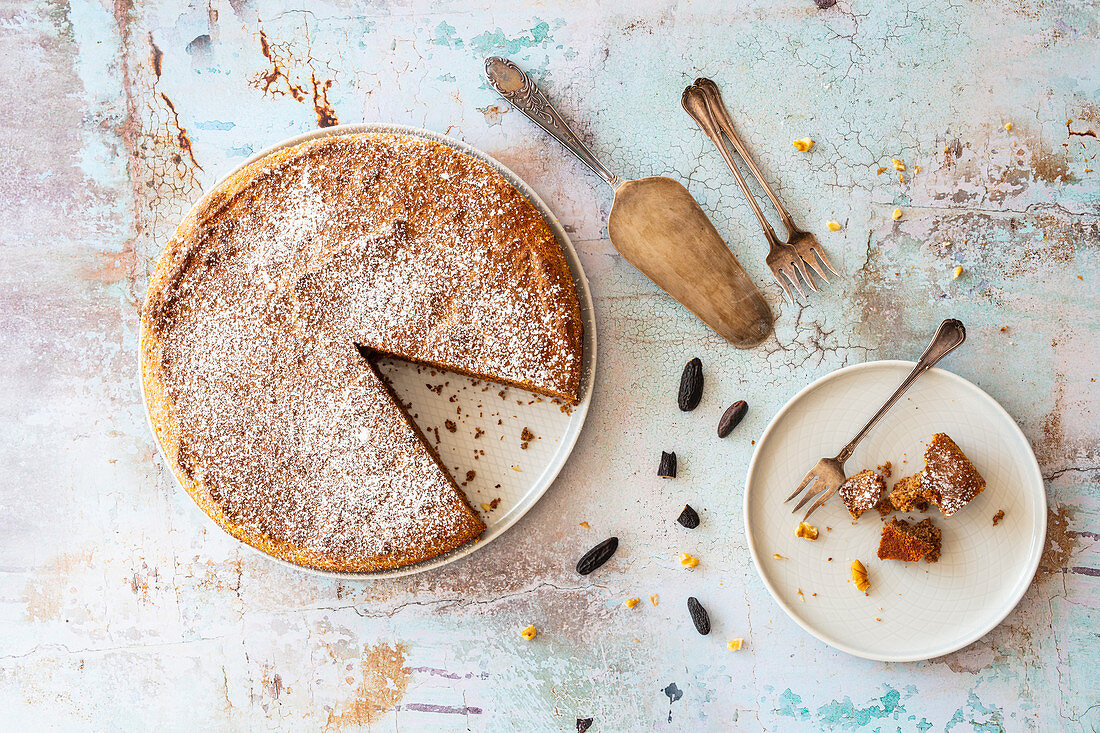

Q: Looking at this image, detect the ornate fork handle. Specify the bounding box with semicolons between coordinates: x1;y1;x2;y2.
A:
484;57;622;189
837;319;967;462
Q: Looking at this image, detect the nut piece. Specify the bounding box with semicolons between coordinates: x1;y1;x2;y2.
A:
826;221;842;231
1005;122;1013;131
727;638;743;651
624;597;640;608
795;522;819;540
657;451;677;478
680;552;700;569
793;138;814;152
876;166;887;175
521;625;537;640
952;265;963;280
992;509;1005;526
892;158;906;171
892;207;903;220
650;594;659;606
851;559;871;594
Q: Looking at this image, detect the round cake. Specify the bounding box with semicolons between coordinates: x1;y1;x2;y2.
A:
141;131;584;572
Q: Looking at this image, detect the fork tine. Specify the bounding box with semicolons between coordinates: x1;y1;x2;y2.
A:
772;270;795;304
782;266;807;298
785;468;818;503
811;246;840;277
792;256;819;293
804;253;830;284
792;480;831;512
802;485;839;521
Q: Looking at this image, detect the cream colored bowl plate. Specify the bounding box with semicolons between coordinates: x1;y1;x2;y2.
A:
143;124;596;579
744;360;1045;661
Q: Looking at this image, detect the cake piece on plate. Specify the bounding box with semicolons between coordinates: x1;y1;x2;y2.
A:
839;468;887;520
887;433;986;517
878;517;942;563
922;433;986;517
887;472;933;513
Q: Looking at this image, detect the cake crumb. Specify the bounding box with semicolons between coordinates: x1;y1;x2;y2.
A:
892;158;905;171
827;221;842;231
876;166;887;175
444;419;457;433
520;426;536;449
650;594;659;606
892;207;903;220
797;588;806;602
992;509;1005;526
727;638;743;651
579;521;590;529
793;138;814;151
624;598;640;608
680;552;700;569
520;625;537;640
876;461;892;478
773;554;788;560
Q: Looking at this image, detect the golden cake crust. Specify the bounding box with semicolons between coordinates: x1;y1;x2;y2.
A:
141;132;583;572
878;517;942;563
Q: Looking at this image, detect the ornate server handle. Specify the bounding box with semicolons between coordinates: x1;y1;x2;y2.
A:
484;57;622;189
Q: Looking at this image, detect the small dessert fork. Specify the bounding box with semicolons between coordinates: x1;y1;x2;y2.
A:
681;78;838;302
787;319;967;520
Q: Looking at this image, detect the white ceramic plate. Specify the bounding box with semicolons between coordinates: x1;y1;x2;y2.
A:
744;360;1045;661
143;124;596;578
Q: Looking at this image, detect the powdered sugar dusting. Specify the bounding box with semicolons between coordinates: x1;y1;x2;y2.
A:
922;433;986;516
839;468;886;519
142;132;582;570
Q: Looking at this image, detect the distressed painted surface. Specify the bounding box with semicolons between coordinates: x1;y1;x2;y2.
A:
1;0;1098;730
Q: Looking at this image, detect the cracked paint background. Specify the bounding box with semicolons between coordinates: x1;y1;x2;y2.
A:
1;0;1098;730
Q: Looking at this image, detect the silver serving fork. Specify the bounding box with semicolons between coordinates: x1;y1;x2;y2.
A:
682;78;839;302
787;319;967;520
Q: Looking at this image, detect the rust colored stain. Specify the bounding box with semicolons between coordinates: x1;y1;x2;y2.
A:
1039;504;1076;573
252;29;339;128
150;32;163;78
310;72;338;128
255;29;307;101
1066;119;1097;138
81;250;133;284
261;663;285;699
1028;145;1073;184
850;231;903;336
1034;380;1065;467
23;549;95;622
326;643;409;728
480;104;507;125
160;92;202;170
